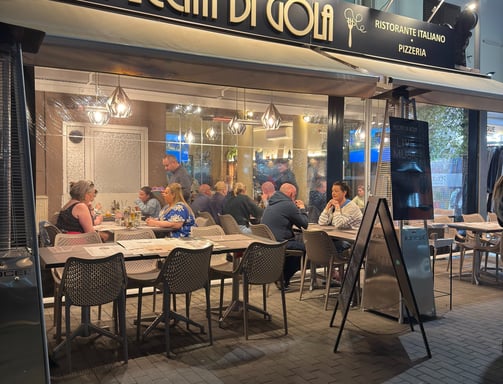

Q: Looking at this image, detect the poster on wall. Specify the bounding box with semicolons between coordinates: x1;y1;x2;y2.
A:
389;117;434;220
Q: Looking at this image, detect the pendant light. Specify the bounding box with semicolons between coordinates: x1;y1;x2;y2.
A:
205;126;218;141
184;127;195;144
86;73;110;125
107;75;132;118
261;99;282;130
228;88;246;135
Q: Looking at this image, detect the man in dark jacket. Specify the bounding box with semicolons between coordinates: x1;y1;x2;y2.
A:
261;183;308;289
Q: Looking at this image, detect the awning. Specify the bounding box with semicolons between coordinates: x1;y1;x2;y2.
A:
1;0;378;98
323;51;503;113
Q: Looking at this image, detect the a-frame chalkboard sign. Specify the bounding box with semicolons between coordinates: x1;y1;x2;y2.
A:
330;196;431;358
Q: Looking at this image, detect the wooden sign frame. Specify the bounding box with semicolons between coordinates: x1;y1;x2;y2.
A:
330;196;431;358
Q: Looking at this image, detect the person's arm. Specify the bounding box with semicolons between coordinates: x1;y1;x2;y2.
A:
318;207;334;225
290;200;309;229
136;198;158;217
146;203;187;230
73;202;95;232
331;202;362;229
248;197;264;220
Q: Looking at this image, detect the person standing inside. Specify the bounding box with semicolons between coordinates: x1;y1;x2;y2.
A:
162;154;192;202
209;180;228;224
223;182;263;234
308;178;327;222
190;183;212;215
146;182;195;238
261;183;308;289
274;158;298;191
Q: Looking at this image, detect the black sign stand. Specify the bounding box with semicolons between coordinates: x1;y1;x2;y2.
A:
330;196;431;358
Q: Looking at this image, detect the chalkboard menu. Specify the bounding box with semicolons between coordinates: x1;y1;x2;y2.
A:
389;117;434;221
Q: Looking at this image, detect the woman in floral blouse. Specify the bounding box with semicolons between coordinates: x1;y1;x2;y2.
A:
145;182;195;238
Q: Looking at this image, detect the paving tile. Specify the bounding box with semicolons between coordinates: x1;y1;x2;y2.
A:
45;258;503;383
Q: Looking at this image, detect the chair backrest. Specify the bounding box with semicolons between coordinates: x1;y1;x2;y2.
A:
114;229;157;274
250;223;276;241
39;220;62;247
239;241;287;285
434;208;454;217
488;212;498;222
433;215;457;239
61;252;127;307
156;245;213;294
302;229;347;265
191;224;225;237
114;228;156;241
218;214;242;235
195;216;209;227
54;231;102;246
462;213;485;223
198;211;216;226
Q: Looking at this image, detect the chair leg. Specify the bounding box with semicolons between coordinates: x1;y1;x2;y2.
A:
65;303;72;372
119;293;128;364
218;278;225;320
185;293;191;331
205;284;213;346
262;285;267;319
280;276;288;335
152;287;157;313
243;277;249;340
298;256;309;301
136;287;144;342
324;263;334;311
459;247;465;280
164;290;172;358
55;294;63;343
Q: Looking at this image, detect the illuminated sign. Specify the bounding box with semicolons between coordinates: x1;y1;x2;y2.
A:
57;0;456;68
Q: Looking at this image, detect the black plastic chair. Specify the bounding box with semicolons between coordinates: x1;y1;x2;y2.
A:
58;252;128;371
142;244;214;357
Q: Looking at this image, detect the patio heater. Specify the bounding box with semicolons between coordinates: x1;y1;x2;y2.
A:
0;23;50;383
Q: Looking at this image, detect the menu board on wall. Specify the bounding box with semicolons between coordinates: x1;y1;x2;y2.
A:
389;117;434;221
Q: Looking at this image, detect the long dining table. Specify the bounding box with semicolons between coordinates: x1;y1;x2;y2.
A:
447;221;503;285
38;233;272;269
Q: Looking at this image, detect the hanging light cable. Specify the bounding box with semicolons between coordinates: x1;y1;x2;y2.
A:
261;93;282;130
87;73;110;126
107;75;132;118
228;88;246;135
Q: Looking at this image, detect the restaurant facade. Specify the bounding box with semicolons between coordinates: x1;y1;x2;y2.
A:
2;0;503;221
3;0;503;381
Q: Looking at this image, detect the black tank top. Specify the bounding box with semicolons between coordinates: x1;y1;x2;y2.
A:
57;202;85;233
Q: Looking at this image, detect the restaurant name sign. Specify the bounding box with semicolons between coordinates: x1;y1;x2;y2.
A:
60;0;456;69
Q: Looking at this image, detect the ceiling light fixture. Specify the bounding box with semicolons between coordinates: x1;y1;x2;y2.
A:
261;96;282;130
228;89;247;135
184;127;195;144
205;126;219;141
107;75;132;118
86;73;110;126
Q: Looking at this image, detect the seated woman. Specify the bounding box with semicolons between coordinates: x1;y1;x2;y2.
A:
134;186;162;219
318;181;362;283
223;181;263;234
56;180;108;241
145;182;195;238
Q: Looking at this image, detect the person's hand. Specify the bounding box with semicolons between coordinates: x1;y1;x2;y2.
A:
295;199;305;210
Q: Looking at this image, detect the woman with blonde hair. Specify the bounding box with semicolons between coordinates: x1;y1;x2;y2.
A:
146;182;195;237
222;181;263;234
